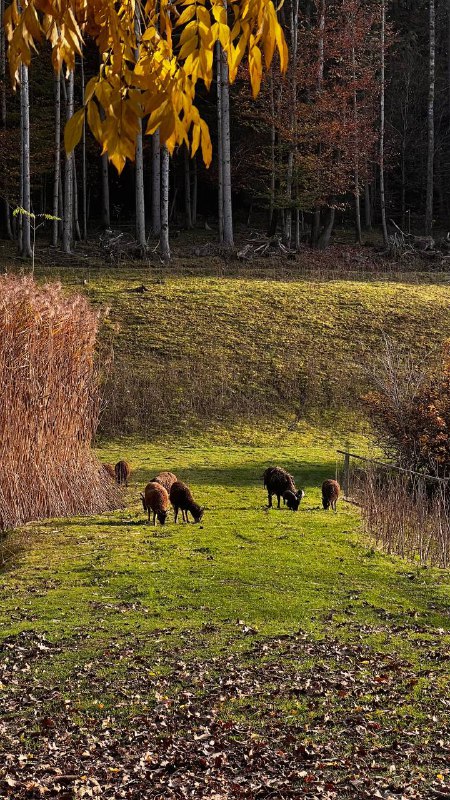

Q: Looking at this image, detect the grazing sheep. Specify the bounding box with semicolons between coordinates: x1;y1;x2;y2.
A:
141;481;170;525
151;471;178;493
102;463;116;479
283;488;305;511
115;460;131;486
169;481;204;523
263;466;303;509
322;479;340;511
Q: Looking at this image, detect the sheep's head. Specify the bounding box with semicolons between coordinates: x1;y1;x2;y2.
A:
140;492;147;511
322;497;330;510
157;509;169;525
192;504;204;523
296;489;305;502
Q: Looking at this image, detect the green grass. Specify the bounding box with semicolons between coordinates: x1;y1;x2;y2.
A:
2;426;449;660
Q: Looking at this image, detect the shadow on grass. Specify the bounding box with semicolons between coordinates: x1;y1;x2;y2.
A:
131;460;338;489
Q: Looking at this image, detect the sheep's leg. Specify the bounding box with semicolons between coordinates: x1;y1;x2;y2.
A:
183;510;188;523
147;509;151;523
277;494;281;508
267;492;272;508
174;507;178;523
153;512;156;526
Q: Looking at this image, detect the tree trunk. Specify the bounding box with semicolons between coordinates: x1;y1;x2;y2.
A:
135;120;146;249
220;42;233;246
268;73;276;232
52;71;61;246
379;0;389;248
63;69;74;254
192;153;197;226
101;152;110;228
216;40;224;243
0;0;12;241
364;179;372;230
73;159;81;241
151;130;161;236
184;144;192;229
317;207;335;249
283;0;299;248
352;37;362;245
20;64;32;258
160;145;171;262
80;54;88;240
425;0;435;235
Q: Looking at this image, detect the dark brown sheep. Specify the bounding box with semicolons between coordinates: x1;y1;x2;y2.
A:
283;488;305;511
151;471;178;493
322;479;340;511
263;466;303;509
169;481;204;523
141;481;170;525
115;460;131;486
102;463;116;479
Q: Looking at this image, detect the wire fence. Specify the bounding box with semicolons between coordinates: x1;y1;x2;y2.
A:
337;449;450;568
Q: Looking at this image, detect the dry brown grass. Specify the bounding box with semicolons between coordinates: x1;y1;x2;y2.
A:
0;276;122;530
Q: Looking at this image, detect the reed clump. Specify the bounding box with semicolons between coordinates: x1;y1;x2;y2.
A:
0;275;121;530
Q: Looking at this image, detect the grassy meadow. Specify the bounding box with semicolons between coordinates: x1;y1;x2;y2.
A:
1;267;450;797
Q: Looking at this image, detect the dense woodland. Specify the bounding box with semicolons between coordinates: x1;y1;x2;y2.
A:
0;0;448;259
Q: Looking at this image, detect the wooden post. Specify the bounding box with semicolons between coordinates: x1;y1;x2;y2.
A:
343;448;350;498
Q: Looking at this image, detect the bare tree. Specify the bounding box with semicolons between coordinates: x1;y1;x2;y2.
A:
216;41;224;242
219;36;233;246
379;0;389;248
62;69;74;254
151;130;161;236
425;0;435;236
20;64;32;258
160;145;170;261
80;54;88;240
352;30;362;245
184;144;192;229
0;0;12;240
135;5;146;250
52;71;61;246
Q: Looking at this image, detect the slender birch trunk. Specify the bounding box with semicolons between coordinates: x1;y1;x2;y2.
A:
216;40;224;242
63;68;74;254
379;0;389;248
184;144;192;229
268;73;276;232
284;0;299;247
192;153;197;226
73;159;81;241
364;178;372;230
220;40;233;246
352;36;362;245
52;71;61;246
80;55;88;240
425;0;435;236
134;6;146;250
160;146;171;261
151;130;161;235
20;64;32;258
1;0;12;240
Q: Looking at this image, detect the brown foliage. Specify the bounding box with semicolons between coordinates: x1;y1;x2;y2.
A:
364;340;450;475
0;276;121;530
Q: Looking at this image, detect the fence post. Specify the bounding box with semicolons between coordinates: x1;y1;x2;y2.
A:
343;444;350;498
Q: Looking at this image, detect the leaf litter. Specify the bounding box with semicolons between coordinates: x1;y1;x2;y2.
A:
0;625;449;799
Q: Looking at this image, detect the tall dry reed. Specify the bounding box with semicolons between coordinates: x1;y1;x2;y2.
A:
0;276;121;530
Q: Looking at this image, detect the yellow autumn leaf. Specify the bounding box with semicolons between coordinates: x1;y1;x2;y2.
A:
64;107;85;154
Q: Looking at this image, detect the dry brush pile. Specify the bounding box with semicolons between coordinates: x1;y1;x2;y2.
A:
0;276;121;530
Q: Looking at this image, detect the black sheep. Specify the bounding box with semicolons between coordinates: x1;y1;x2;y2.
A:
263;466;303;509
169;481;204;523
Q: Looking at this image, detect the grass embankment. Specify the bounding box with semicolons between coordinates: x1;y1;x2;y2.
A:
30;267;450;435
1;429;450;797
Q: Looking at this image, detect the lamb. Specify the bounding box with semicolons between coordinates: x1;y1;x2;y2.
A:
263;466;303;509
151;471;178;493
141;481;170;525
169;480;204;523
283;488;305;511
115;460;131;486
102;463;116;479
322;479;340;511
